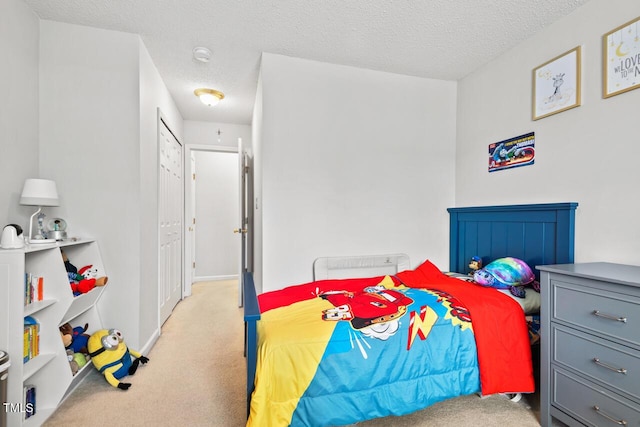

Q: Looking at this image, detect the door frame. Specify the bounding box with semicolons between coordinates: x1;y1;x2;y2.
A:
183;144;238;297
238;143;254;306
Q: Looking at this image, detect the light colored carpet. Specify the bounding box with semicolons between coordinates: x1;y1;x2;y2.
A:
44;280;246;427
350;393;540;426
44;280;541;427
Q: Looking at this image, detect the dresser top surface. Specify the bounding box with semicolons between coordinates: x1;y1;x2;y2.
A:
537;262;640;287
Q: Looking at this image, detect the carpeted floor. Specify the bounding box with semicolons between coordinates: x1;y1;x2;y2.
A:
44;280;542;427
44;280;246;427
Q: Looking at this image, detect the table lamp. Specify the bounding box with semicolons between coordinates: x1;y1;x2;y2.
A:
20;178;60;244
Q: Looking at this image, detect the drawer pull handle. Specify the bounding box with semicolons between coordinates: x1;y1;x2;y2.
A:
593;405;627;425
593;310;627;323
593;358;627;374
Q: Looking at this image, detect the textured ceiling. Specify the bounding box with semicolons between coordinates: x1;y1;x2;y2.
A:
23;0;592;125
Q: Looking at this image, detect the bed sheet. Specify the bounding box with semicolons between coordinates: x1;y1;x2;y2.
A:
444;271;541;314
248;260;534;427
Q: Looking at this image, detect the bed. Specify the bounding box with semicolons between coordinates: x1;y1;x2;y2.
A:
243;202;578;426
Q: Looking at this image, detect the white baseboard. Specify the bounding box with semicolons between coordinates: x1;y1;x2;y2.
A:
193;274;238;282
140;328;161;355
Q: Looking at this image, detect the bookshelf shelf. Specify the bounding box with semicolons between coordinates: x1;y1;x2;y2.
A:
22;353;55;381
62;288;103;325
0;239;107;426
24;300;57;317
23;407;55;427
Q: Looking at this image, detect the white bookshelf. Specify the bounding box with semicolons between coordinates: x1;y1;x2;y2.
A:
0;239;106;426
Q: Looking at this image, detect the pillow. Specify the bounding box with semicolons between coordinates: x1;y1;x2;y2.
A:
496;288;540;315
443;271;476;282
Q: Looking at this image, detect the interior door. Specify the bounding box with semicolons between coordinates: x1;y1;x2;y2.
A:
236;137;248;307
246;153;254;274
190;152;196;289
159;117;183;325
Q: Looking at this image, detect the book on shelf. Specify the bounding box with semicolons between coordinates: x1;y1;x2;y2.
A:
23;384;36;419
37;276;43;301
23;316;40;363
24;273;44;306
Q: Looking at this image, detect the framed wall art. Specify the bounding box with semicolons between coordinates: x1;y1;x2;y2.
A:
532;46;581;121
488;132;535;173
603;16;640;98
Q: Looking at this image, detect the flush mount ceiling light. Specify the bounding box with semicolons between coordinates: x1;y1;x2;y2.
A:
194;88;224;107
192;46;211;63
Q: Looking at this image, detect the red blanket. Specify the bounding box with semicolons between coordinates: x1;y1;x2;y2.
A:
396;260;535;395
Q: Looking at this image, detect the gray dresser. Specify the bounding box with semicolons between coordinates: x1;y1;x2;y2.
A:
538;263;640;427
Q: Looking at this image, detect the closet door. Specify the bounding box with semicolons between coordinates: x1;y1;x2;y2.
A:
159;117;183;325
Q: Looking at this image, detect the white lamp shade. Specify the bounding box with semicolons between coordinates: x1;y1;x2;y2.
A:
194;88;224;107
20;179;60;206
198;93;220;106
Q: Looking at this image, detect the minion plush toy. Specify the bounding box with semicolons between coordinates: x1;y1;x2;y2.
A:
88;329;149;390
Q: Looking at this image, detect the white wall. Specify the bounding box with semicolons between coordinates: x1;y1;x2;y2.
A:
257;54;457;292
456;0;640;266
251;73;264;292
38;20;183;349
139;40;184;345
184;121;251;149
38;20;142;345
0;0;40;228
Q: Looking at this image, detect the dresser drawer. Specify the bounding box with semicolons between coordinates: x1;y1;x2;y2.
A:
552;280;640;347
552;368;640;426
552;325;640;401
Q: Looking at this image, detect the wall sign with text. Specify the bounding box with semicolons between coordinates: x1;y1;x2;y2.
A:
603;16;640;98
488;132;535;173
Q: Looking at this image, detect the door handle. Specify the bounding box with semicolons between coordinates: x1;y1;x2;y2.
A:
233;228;247;234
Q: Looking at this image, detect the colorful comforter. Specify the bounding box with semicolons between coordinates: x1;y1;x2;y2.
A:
247;260;534;427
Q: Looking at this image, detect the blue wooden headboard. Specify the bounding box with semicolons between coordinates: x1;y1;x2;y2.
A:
448;202;578;278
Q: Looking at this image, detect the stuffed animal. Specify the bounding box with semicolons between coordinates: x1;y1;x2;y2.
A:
61;249;108;296
73;352;89;369
468;256;483;275
88;329;149;390
66;349;79;375
65;349;89;375
60;330;72;348
79;265;99;279
59;322;91;354
473;257;539;298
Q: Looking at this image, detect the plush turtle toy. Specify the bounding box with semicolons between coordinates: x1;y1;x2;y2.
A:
473;257;539;298
88;328;149;390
